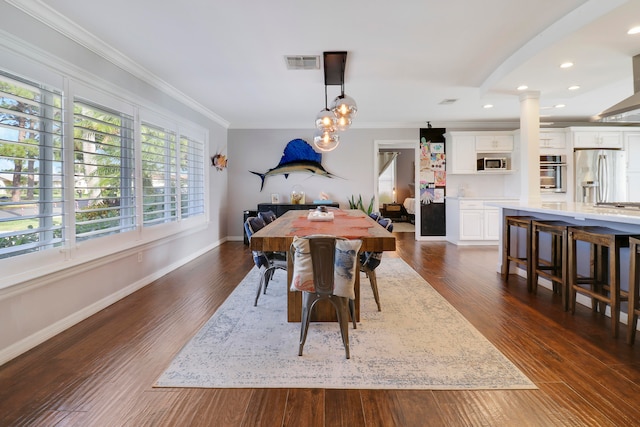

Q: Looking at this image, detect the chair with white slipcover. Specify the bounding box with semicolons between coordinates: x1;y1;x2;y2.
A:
290;235;361;359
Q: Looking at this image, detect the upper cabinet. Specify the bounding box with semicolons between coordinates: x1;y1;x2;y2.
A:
569;127;623;149
446;131;514;174
539;131;566;149
626;132;640;202
448;134;477;174
475;135;514;152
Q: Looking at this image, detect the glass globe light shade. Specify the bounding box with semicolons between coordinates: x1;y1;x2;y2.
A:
331;94;358;119
335;114;352;131
315;108;337;131
313;129;340;152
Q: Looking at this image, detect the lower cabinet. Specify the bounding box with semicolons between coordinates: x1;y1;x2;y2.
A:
459;208;484;240
484;207;500;240
446;198;507;245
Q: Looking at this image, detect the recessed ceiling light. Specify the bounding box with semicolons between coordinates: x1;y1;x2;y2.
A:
568;85;580;90
628;26;640;35
560;62;574;69
517;85;528;91
483;104;493;109
554;104;566;108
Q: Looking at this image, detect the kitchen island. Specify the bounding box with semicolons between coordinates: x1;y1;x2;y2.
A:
490;200;640;326
491;201;640;230
491;201;640;272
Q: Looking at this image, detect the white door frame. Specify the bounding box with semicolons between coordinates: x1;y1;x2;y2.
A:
373;139;420;240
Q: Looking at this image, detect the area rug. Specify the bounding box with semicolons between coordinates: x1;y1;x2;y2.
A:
155;257;536;390
390;222;415;232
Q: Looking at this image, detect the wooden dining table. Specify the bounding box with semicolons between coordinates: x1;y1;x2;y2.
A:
249;208;396;322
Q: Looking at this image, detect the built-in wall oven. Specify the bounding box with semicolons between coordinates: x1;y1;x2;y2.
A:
540;155;567;193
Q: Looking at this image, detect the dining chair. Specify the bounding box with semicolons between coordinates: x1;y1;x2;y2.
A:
244;216;287;306
290;235;362;359
369;212;381;222
258;210;277;224
359;216;393;311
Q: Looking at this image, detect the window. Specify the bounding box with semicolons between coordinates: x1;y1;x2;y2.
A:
0;71;64;259
73;100;135;241
0;64;208;267
179;134;205;219
141;122;177;226
378;157;397;205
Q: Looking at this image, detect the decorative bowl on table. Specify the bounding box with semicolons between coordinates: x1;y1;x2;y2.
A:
307;208;334;221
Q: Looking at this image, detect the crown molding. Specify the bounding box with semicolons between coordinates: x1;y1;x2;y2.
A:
6;0;230;128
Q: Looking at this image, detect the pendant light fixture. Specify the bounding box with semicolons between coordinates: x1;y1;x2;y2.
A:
315;84;337;132
313;128;340;151
313;51;356;151
331;85;357;132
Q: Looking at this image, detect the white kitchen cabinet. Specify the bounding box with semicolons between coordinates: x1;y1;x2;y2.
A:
628;172;640;201
484;207;501;240
572;130;622;149
626;132;640;172
446;131;513;174
539;131;566;149
626;132;640;201
475;135;514;152
448;134;477;174
459;208;484;240
446;199;505;244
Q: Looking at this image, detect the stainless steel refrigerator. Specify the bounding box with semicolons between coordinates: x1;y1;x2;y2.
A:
574;149;627;203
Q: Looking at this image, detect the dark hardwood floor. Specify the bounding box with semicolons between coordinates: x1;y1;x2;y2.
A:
1;233;639;426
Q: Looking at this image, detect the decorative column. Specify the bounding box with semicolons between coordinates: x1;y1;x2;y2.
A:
519;91;541;204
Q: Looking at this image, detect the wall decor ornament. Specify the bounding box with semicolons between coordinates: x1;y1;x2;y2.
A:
211;153;228;171
249;138;338;191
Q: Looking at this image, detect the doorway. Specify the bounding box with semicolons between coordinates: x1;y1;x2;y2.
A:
373;140;419;238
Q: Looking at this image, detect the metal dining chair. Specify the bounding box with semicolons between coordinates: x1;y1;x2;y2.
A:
290;235;362;359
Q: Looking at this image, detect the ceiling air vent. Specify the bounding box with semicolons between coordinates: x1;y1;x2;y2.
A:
285;55;320;70
439;99;458;105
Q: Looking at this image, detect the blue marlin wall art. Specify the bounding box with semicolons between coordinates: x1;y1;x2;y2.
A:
250;138;338;191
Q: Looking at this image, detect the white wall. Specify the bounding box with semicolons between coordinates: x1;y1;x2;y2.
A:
0;4;229;365
227;128;418;238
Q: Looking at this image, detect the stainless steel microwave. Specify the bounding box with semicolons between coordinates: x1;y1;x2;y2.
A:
477;157;507;170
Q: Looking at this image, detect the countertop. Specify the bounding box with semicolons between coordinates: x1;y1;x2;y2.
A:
490;200;640;226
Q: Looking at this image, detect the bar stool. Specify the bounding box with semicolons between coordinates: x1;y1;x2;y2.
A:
567;226;638;338
531;220;572;310
502;216;536;292
628;236;640;345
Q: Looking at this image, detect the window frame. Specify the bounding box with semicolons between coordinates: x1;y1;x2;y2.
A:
0;55;209;290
